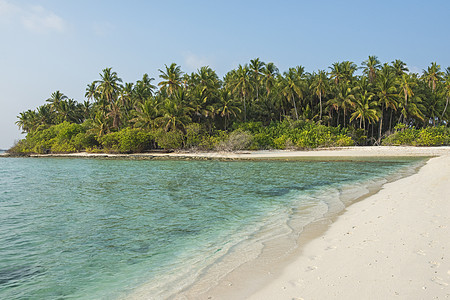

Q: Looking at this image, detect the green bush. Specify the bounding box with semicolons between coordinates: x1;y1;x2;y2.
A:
154;129;184;150
216;130;253;151
185;123;203;149
382;125;450;146
99;128;155;153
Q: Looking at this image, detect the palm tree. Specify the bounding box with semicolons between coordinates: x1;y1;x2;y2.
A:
329;62;344;86
422;62;444;92
107;101;122;130
249;58;265;102
79;100;92;120
216;90;241;130
442;68;450;119
194;66;221;100
231;64;253;122
157;90;193;132
310;70;329;120
334;82;357;127
398;73;416;124
376;64;398;139
279;68;304;120
94;67;123;107
158;63;183;96
391;59;409;77
16;110;42;133
350;91;379;131
362;55;381;83
85;82;97;102
131;98;159;129
261;62;279;96
341;61;358;83
134;74;156;103
46;91;68;111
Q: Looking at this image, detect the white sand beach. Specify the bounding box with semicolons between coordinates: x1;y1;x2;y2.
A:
242;153;450;299
17;145;450;159
175;148;448;300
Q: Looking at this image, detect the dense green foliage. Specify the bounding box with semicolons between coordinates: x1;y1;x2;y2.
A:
382;124;450;146
11;57;450;153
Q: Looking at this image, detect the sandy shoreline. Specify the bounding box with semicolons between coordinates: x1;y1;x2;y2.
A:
183;149;447;299
4;146;449;298
2;146;450;159
243;153;450;300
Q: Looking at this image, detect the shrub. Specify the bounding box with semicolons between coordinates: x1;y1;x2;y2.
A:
185;123;203;149
215;130;253;151
154;129;184;150
382;125;450;146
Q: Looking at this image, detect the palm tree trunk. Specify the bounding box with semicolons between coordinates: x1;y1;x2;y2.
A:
319;91;322;120
337;110;340;127
389;109;393;133
378;111;384;143
442;96;449;118
292;96;299;120
343;110;346;127
243;93;247;122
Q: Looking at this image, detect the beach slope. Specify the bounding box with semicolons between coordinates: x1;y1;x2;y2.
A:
247;154;450;299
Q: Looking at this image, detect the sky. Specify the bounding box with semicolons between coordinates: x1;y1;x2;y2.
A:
0;0;449;149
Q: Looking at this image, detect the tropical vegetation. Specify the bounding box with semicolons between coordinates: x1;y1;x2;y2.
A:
10;57;450;154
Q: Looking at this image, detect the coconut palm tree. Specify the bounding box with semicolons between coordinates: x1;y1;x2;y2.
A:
362;55;381;83
131;98;159;129
216;90;241;130
310;70;329;120
46;91;68;111
333;82;357;127
442;68;450;119
157;90;193;132
350;91;379;131
397;73;416;124
391;59;409;77
376;64;398;139
94;67;123;107
329;62;344;86
16;110;38;133
249;58;265;102
279;68;304;120
85;82;98;102
231;64;253;122
158;63;183;96
193;66;221;101
261;62;279;96
341;61;358;83
134;74;156;104
422;62;444;92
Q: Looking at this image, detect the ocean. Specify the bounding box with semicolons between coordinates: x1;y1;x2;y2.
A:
0;156;424;299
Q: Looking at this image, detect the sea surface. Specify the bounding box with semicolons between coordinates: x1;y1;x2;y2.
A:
0;156;424;299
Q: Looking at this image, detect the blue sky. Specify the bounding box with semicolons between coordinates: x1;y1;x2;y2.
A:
0;0;449;148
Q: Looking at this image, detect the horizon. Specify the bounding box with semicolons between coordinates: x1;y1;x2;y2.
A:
1;0;449;149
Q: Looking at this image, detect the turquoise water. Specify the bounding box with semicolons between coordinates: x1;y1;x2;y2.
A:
0;157;423;299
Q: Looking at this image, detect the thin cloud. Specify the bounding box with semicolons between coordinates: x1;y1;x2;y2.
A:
0;0;65;33
408;66;422;75
92;21;115;37
183;53;212;72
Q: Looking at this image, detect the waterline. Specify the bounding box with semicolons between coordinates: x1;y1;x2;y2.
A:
0;157;424;299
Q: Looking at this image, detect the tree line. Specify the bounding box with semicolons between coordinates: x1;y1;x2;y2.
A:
14;56;450;152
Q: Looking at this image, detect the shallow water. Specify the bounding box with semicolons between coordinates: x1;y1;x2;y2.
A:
0;157;424;299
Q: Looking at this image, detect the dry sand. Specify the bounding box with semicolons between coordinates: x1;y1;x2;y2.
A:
16;145;450;159
244;153;450;300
